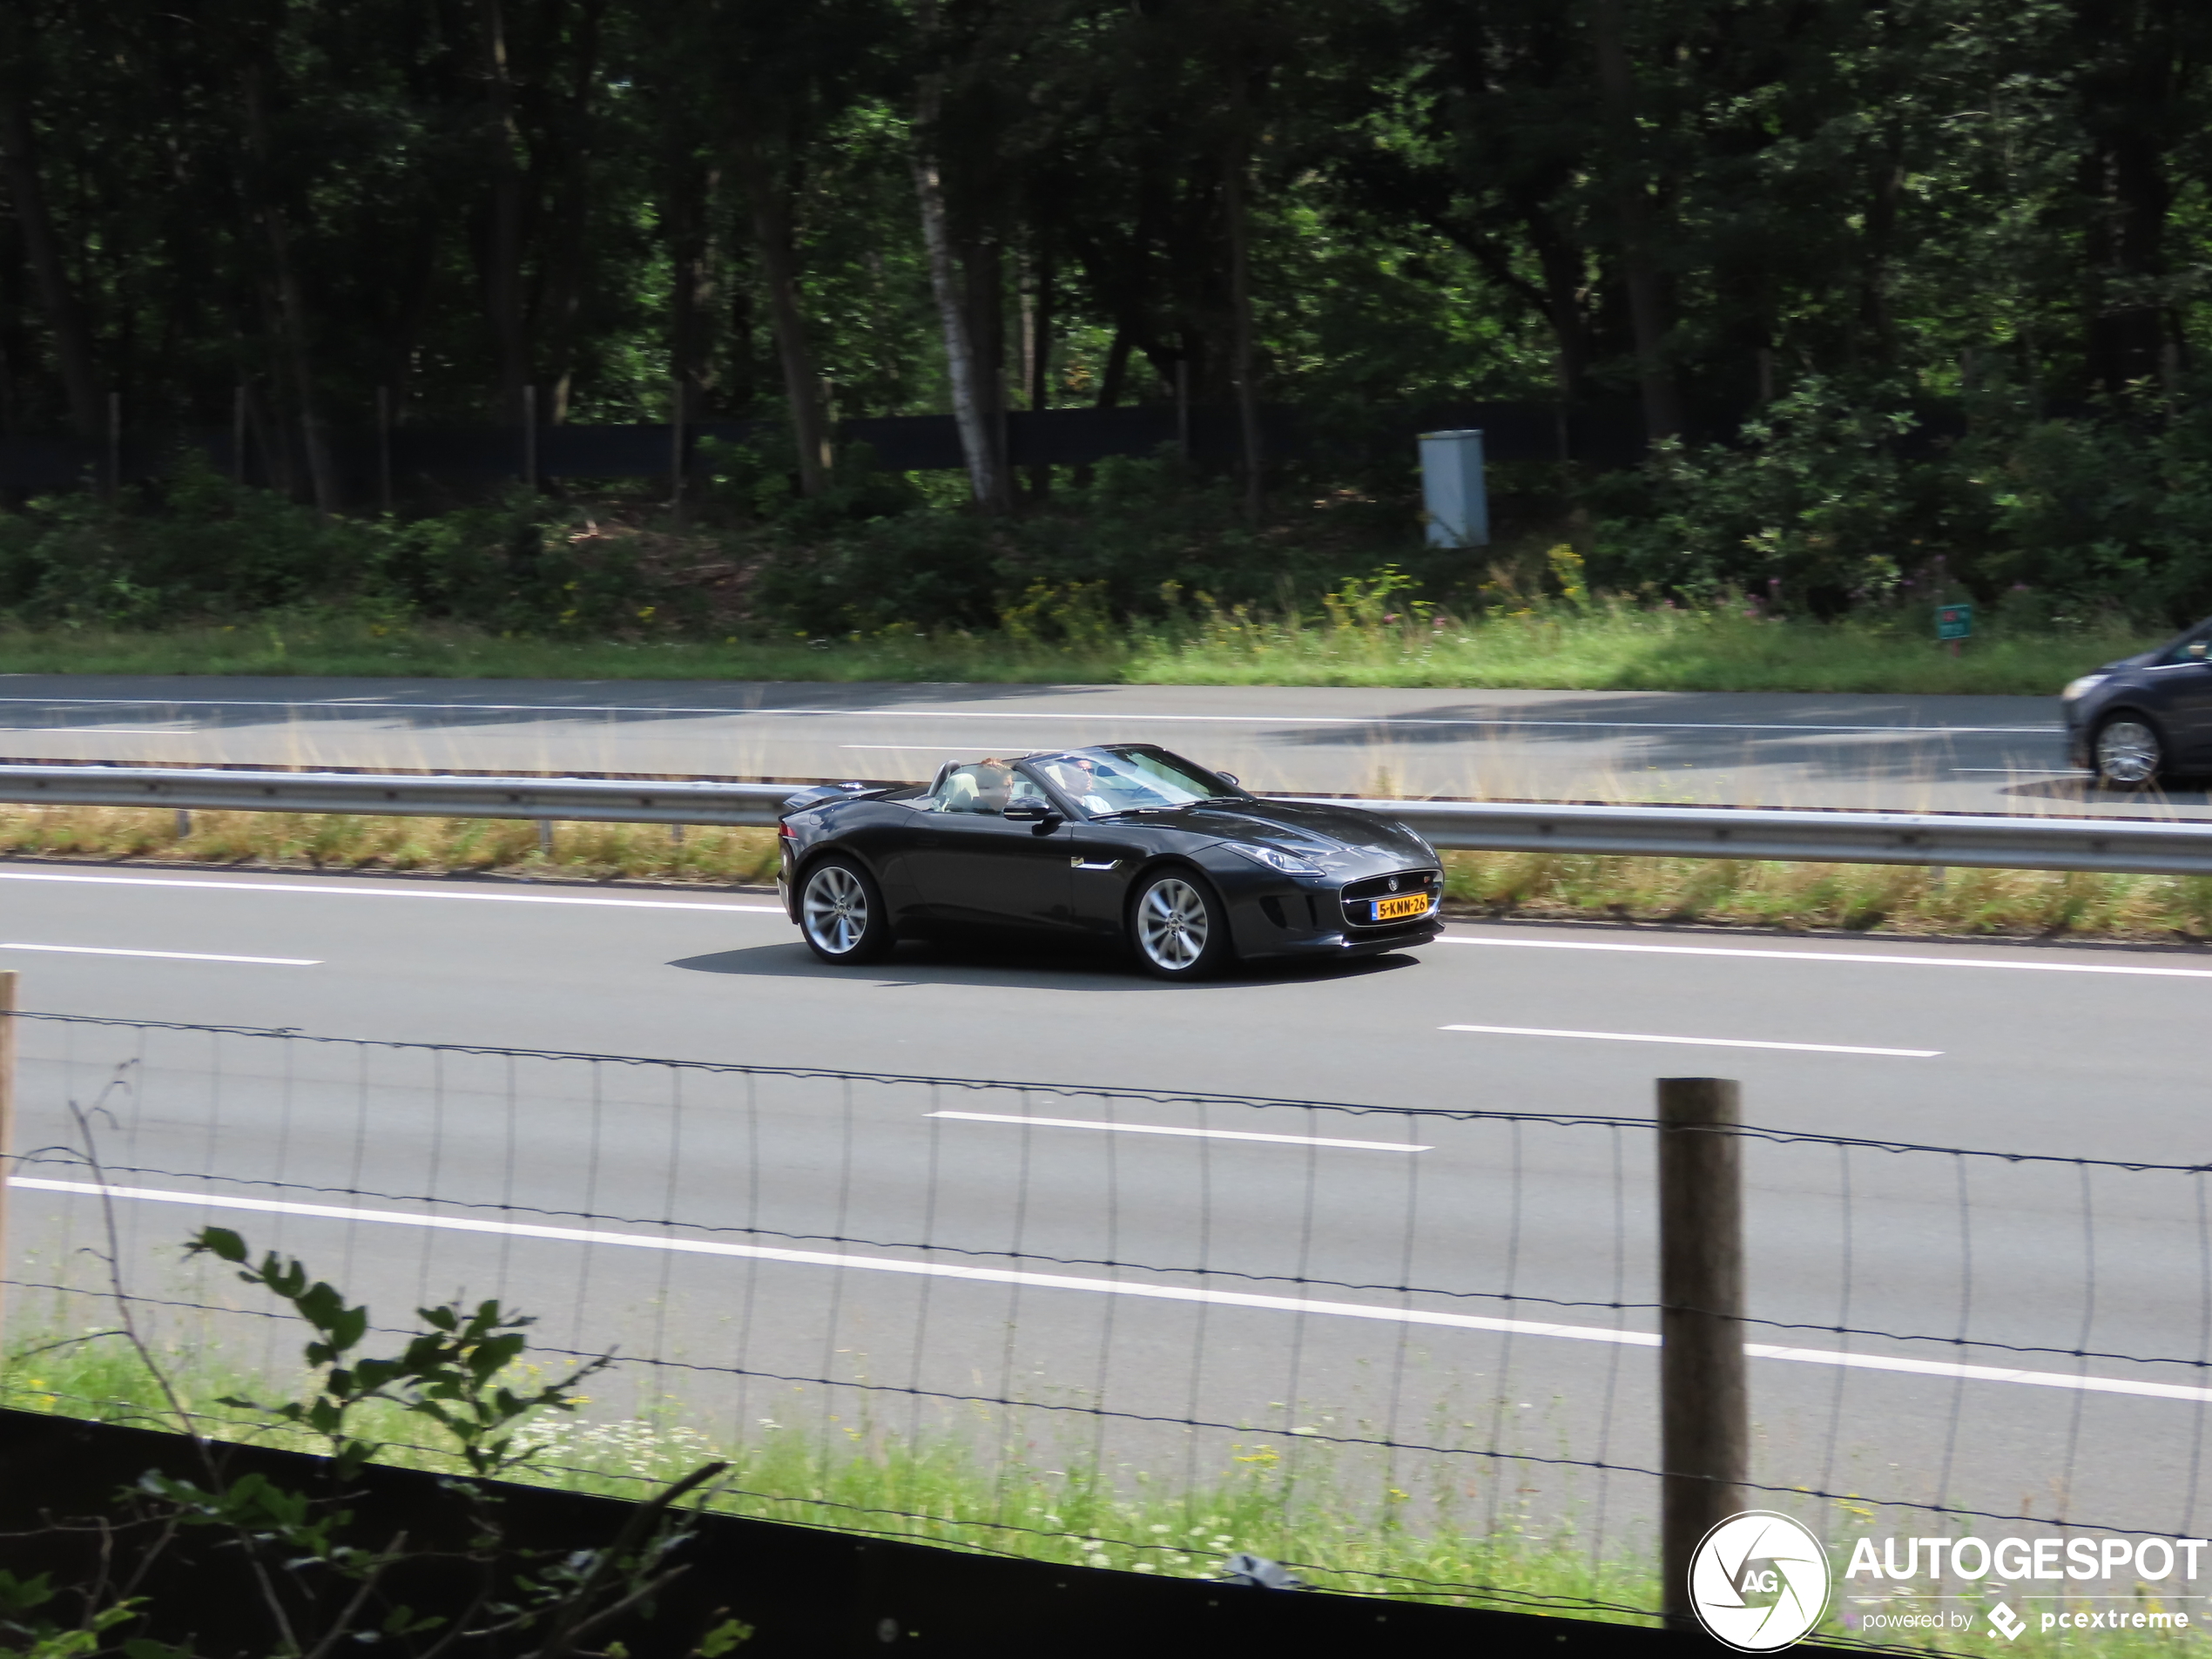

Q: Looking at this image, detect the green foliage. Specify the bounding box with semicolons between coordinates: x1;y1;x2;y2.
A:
1594;378;2212;626
188;1225;608;1482
10;1228;736;1658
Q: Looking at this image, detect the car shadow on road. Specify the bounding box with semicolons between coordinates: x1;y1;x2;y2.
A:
667;937;1426;990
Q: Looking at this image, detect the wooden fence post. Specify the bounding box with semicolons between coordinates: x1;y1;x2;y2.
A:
0;970;17;1345
1658;1076;1748;1628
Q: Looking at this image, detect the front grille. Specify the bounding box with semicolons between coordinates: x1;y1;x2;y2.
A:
1338;867;1442;930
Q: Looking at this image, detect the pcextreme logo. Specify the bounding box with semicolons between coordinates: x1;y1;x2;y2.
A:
1689;1512;1834;1653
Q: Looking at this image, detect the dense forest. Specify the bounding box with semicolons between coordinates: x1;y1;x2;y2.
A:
1;0;2209;639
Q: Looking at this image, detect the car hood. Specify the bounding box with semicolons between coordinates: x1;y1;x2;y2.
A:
1109;798;1436;867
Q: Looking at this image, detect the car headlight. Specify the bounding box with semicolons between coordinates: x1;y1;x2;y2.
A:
1228;844;1325;876
2061;674;2109;702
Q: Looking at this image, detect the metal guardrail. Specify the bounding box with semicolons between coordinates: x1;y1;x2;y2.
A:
3;759;2208;876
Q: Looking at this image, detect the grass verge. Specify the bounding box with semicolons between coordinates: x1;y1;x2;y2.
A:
0;604;2156;694
9;806;2212;944
0;1321;1651;1622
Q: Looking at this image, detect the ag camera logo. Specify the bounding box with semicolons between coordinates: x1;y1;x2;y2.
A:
1689;1511;1833;1652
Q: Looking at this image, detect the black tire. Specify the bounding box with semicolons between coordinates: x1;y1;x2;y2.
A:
797;855;895;965
1126;867;1233;980
2092;714;2165;789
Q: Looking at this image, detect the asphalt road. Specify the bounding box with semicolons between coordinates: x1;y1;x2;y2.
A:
2;673;2183;816
5;863;2208;1557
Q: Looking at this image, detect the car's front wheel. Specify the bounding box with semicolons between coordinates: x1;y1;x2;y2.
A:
799;857;894;964
2093;715;2165;789
1128;868;1231;980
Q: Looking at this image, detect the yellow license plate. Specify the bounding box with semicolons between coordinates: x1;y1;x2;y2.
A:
1372;893;1429;921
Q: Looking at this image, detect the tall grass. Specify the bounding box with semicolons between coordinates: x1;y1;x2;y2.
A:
0;601;2158;695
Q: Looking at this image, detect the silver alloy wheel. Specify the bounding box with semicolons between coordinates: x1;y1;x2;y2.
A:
1136;876;1209;972
2096;718;2161;786
802;864;869;955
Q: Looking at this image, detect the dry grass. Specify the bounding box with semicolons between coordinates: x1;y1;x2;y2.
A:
9;804;2212;945
1442;852;2212;941
0;805;785;886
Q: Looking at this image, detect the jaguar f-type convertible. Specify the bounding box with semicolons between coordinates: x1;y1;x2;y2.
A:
774;744;1444;978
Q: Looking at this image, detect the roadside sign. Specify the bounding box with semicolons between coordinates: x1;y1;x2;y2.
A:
1935;603;1973;641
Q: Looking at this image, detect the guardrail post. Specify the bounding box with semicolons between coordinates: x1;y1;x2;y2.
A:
0;970;16;1346
1658;1076;1747;1628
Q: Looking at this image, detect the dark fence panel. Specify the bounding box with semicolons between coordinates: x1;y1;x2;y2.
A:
0;401;1630;496
1;1412;1701;1659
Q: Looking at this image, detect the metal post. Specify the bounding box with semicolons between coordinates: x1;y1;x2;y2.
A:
174;808;192;840
1658;1076;1748;1628
537;820;554;858
522;383;538;491
105;392;122;502
0;970;16;1345
669;374;686;521
375;385;394;515
1175;359;1190;462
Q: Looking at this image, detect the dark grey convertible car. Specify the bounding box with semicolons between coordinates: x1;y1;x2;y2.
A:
774;744;1444;978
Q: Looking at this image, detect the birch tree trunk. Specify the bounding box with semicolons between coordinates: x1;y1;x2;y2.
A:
909;10;999;510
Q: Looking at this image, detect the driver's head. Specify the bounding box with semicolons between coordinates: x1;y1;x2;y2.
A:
974;760;1014;809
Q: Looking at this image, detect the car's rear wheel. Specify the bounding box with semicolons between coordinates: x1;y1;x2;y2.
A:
799;856;894;964
2093;715;2165;789
1128;869;1231;980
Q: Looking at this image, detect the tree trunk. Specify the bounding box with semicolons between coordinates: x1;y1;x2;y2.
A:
732;132;828;496
478;0;530;425
910;48;999;510
1222;114;1263;522
539;0;607;423
1592;0;1683;446
668;156;719;426
2075;0;2180;397
962;235;1011;510
241;63;336;514
1027;247;1054;497
0;88;100;439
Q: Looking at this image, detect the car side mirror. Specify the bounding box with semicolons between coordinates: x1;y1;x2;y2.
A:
1218;772;1240;786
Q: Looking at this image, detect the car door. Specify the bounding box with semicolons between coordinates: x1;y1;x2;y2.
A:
2141;628;2212;764
1061;819;1154;940
906;765;1075;930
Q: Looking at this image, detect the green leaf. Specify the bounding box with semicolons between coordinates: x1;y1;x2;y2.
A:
695;1615;753;1656
188;1226;248;1264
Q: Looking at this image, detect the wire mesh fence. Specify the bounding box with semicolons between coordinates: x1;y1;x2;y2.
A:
3;1007;2209;1634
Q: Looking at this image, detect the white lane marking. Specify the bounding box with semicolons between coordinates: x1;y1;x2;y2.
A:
927;1109;1427;1152
16;1175;2203;1405
12;726;196;735
0;867;783;914
1440;934;2212;981
0;695;2053;736
0;942;319;965
1950;767;2078;774
1440;1024;1939;1057
840;745;997;752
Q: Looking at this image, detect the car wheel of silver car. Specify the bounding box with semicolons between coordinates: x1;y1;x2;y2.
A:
799;857;894;964
1129;869;1231;980
2094;716;2164;789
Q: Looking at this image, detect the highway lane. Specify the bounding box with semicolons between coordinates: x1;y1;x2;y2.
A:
0;672;2168;816
3;865;2208;1554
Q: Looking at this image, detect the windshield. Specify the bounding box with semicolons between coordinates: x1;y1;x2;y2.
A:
1029;747;1242;814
